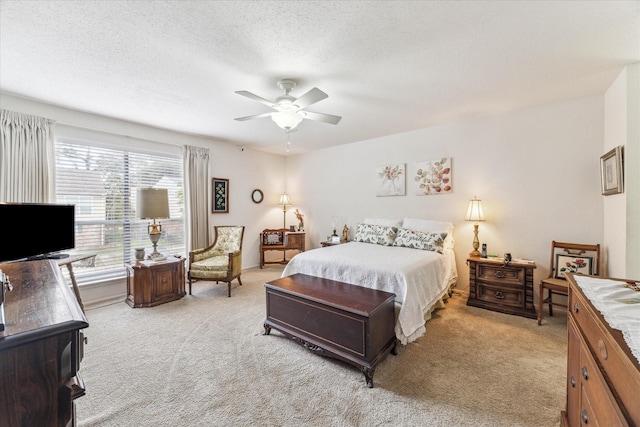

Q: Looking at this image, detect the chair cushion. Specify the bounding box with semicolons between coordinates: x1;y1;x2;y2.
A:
191;255;229;272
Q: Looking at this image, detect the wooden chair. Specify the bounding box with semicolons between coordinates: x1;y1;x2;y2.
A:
187;226;244;297
537;241;600;325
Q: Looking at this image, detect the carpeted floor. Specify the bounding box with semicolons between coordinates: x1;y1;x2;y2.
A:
76;266;567;426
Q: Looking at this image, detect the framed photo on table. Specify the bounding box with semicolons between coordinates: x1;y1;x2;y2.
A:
212;178;229;213
600;146;623;196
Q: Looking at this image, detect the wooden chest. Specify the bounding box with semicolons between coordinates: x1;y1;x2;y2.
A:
264;273;397;388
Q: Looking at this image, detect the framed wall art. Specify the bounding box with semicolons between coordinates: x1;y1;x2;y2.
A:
413;157;452;195
600;146;623;195
375;163;405;196
212;178;229;213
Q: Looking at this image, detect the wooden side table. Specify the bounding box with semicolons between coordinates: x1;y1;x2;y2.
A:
126;257;186;308
259;229;306;268
467;256;537;318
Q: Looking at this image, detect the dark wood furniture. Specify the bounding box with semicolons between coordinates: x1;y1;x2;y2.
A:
263;273;397;388
126;256;186;307
0;259;88;427
562;274;640;426
538;241;600;325
259;229;305;268
467;256;537;318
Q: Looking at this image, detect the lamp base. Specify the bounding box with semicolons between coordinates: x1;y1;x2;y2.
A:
147;250;165;261
469;250;481;257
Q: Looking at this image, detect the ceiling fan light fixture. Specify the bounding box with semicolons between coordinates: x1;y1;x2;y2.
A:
271;111;303;130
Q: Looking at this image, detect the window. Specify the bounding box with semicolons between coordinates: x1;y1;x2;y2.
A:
55;139;184;283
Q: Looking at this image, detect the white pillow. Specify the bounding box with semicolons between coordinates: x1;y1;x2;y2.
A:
401;218;455;249
363;217;402;228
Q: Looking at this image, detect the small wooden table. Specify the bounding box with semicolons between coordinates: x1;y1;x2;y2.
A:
126;257;186;308
263;273;397;388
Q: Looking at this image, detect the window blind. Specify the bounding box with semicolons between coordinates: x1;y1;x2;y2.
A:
55;140;185;284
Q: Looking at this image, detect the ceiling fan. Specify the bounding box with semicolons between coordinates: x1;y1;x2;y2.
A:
234;79;342;132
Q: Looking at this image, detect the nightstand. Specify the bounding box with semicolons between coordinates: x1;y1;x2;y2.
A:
126;257;186;308
466;256;537;318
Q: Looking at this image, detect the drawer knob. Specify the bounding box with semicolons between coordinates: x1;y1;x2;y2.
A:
569;376;575;387
581;409;588;424
581;366;588;380
495;270;505;278
162;278;168;284
573;303;579;313
495;290;505;299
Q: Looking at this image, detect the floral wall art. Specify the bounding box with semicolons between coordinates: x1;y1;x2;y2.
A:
413;158;452;195
376;163;405;196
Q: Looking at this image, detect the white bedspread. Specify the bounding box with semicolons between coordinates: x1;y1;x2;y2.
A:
281;242;458;345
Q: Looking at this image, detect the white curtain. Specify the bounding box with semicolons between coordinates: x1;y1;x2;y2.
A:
0;109;56;202
183;145;210;252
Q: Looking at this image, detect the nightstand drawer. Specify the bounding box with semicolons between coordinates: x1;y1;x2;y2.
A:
477;264;525;286
476;282;524;308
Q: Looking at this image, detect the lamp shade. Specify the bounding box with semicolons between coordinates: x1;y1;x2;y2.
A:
271;111;303;130
137;188;170;219
279;193;292;206
465;197;485;222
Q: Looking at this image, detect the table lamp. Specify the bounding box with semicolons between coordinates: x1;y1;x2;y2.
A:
137;188;169;260
279;193;291;229
465;196;485;257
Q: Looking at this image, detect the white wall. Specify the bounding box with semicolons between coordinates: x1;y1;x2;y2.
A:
604;64;640;279
287;96;606;292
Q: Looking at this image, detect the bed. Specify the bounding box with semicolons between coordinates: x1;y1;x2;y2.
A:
281;217;458;345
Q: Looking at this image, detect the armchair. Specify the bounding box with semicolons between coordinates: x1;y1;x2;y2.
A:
188;226;245;297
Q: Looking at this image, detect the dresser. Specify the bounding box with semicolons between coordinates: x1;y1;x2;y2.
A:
126;257;186;307
563;273;640;426
467;256;537;318
0;259;88;427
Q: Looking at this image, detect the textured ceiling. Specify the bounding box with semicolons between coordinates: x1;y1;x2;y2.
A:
1;1;638;155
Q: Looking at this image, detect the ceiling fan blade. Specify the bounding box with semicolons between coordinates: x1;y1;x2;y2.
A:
234;112;273;121
235;91;277;109
300;111;342;125
294;87;328;109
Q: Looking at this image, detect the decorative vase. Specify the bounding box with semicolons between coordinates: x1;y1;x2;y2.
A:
135;248;146;261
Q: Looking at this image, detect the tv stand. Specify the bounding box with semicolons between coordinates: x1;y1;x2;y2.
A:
47;253;69;259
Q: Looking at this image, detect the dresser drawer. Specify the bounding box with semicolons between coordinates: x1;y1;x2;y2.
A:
569;287;640;423
579;342;628;426
476;282;524;308
477;263;525;286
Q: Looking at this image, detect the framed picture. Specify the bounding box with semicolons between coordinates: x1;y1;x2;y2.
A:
600;146;623;195
375;163;406;196
413;157;452;195
212;178;229;213
555;255;593;279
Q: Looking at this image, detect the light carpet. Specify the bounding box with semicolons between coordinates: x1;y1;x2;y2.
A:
76;266;567;426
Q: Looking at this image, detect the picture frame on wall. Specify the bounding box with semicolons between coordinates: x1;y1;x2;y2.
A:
212;178;229;213
600;146;623;196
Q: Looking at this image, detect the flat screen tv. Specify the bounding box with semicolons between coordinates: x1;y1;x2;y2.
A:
0;203;75;263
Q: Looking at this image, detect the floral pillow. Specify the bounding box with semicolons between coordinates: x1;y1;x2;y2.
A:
353;223;398;246
392;228;448;253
